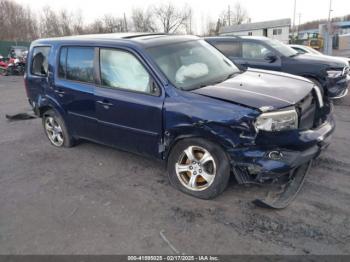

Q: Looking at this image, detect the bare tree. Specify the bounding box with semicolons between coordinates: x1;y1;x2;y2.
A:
39;6;62;37
131;8;157;32
59;9;73;36
86;19;105;34
220;2;248;27
153;3;191;33
0;0;39;41
102;15;126;33
203;18;220;36
71;10;84;35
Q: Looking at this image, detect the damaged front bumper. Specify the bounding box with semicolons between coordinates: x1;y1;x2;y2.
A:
228;115;335;184
327;74;350;99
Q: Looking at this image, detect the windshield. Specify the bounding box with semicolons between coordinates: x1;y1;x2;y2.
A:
147;40;240;90
266;39;298;57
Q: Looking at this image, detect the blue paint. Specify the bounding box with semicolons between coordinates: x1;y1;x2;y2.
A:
24;34;336;184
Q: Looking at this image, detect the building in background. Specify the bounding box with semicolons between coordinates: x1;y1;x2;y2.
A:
297;20;350;56
219;18;291;44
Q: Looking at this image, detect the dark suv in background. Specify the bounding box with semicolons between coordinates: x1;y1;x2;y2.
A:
205;36;350;99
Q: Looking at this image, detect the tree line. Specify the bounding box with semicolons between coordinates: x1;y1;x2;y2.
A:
0;0;195;41
0;0;249;41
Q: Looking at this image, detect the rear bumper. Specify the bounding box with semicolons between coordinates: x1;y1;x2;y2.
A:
228;115;335;182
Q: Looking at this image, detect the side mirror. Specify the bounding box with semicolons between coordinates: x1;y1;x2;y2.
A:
150;81;161;96
264;53;277;63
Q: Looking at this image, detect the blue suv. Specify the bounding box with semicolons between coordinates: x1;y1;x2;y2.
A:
25;33;335;206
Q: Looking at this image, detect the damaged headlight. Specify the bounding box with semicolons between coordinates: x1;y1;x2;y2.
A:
255;108;298;132
327;69;343;78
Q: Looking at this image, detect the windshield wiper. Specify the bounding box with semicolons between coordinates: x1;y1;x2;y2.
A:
223;72;240;81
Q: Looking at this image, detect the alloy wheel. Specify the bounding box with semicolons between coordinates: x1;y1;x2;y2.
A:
175;145;216;191
45;116;64;147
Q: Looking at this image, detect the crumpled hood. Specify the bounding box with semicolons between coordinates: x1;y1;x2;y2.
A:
191;69;314;110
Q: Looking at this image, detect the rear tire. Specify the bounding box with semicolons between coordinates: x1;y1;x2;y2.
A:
167;138;230;199
42;109;74;148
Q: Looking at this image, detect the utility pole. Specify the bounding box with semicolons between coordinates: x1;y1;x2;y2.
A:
123;12;128;32
297;13;302;36
326;0;333;55
293;0;297;38
328;0;333;23
228;5;231;26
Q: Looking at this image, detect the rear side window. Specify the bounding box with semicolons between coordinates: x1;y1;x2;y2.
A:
31;46;51;76
59;47;94;83
212;42;242;57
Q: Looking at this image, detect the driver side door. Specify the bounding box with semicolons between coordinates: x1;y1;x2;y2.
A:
240;42;281;71
94;47;164;158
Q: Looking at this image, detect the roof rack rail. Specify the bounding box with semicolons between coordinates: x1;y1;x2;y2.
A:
204;35;242;39
122;33;168;39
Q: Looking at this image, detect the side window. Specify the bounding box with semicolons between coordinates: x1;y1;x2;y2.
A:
294;47;306;54
242;42;269;60
100;49;152;94
66;47;94;83
31;46;51;76
212;42;242;57
273;29;282;35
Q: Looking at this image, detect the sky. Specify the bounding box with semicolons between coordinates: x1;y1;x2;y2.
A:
15;0;350;34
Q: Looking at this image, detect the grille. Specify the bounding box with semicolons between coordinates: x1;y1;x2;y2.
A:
297;90;330;130
298;92;316;130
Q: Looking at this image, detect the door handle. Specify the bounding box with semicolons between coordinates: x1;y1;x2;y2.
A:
97;100;113;108
54;89;65;97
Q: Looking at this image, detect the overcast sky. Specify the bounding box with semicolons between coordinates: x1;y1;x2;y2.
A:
15;0;350;34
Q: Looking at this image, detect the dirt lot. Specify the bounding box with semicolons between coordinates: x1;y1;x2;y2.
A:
0;76;349;255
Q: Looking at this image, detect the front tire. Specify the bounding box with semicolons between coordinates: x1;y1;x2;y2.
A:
42;109;74;148
167;138;230;199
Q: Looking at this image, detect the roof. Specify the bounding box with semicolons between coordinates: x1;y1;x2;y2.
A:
33;33;199;48
205;36;271;42
220;18;291;34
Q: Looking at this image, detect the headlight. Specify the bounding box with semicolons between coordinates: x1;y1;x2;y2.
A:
255;108;298;132
327;70;343;78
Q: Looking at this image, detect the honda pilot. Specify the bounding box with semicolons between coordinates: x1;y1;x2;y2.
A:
25;33;335;208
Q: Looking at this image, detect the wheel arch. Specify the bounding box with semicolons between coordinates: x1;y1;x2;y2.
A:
163;124;241;163
36;94;66;118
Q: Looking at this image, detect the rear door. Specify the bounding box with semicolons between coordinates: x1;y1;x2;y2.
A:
52;46;97;139
95;47;164;158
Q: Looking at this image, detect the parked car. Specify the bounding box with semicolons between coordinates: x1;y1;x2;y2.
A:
205;36;350;99
25;34;335;207
289;44;350;65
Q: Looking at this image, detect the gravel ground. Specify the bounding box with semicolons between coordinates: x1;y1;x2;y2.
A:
0;76;349;255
